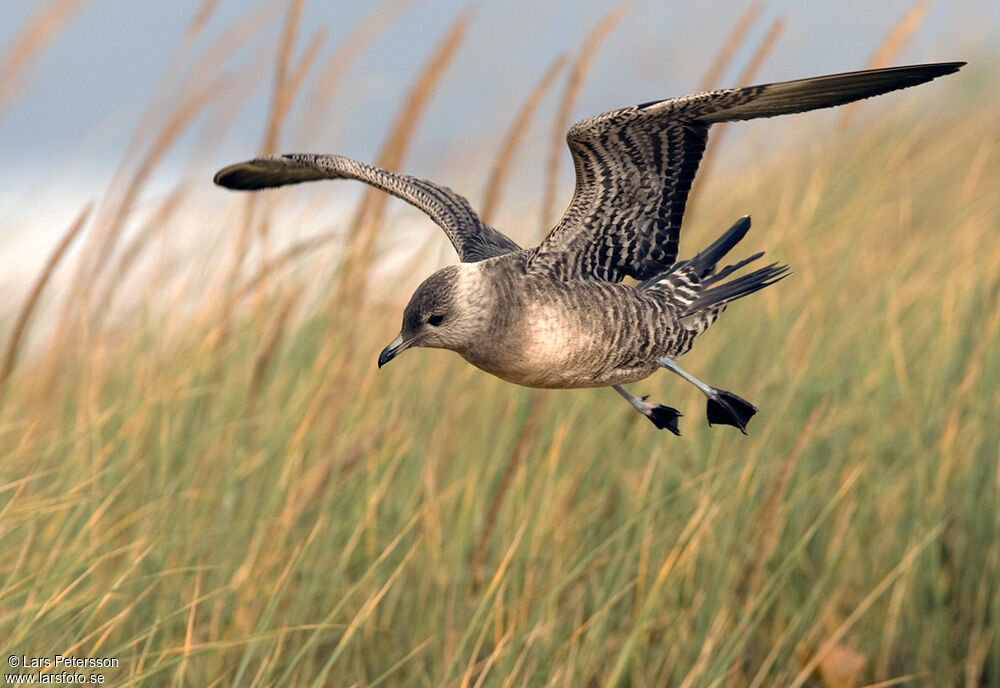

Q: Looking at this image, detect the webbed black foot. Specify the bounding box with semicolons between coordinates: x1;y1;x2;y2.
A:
705;389;757;434
612;385;682;435
644;404;682;435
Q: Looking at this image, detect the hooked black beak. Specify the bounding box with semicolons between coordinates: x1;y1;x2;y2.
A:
377;333;413;368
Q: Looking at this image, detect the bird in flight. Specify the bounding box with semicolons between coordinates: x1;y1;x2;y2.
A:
215;62;963;435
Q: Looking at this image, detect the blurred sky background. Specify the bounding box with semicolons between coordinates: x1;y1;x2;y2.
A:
0;0;996;283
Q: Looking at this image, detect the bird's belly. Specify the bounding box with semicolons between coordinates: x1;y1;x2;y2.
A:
492;364;657;389
462;300;658;389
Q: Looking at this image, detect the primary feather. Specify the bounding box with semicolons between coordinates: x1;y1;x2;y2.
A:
528;62;964;282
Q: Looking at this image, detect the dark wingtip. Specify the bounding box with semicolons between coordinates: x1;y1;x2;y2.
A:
213;161;262;190
929;61;966;74
892;61;966;86
899;61;968;83
864;61;965;79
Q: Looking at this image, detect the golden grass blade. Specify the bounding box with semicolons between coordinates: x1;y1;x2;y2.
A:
336;10;471;297
722;17;784;111
254;1;326;296
458;586;509;687
696;2;763;92
47;69;230;389
53;0;240;326
787;524;945;688
97;40;277;324
0;204;90;400
155;0;222;104
248;287;300;415
67;0;269;307
287;30;329;115
313;540;421;680
606;499;718;685
250;0;309;297
685;16;784;219
220;216;440;325
0;0;90;121
80;0;230;241
239;284;301;453
231;232;337;307
472;391;551;580
207;17;319;402
958;132;994;204
219;229;354;329
480;54;568;224
82;73;229;288
739;402;828;608
677;608;731;688
540;7;626;231
261;0;308;156
90;186;185;323
174;571;202;687
189;43;276;173
97;46;273;329
72;1;275;315
856;674;928;688
443;519;529;681
839;1;931;130
175;1;282;92
296;0;414;140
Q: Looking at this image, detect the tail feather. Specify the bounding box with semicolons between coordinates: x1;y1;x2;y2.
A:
685;215;752;277
637;215;752;292
681;262;790;317
641;214;790;321
706;250;764;285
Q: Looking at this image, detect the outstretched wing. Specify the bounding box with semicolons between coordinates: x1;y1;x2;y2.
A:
214;154;521;262
530;62;964;282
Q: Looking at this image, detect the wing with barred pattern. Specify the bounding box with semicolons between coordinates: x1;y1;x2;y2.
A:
214;154;521;262
530;62;964;282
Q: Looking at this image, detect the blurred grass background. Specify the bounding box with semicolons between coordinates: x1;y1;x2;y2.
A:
1;1;998;686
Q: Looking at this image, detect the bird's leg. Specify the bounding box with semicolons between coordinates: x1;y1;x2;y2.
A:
657;357;757;434
612;385;681;435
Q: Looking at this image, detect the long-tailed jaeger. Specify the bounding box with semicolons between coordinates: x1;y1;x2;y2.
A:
215;62;963;435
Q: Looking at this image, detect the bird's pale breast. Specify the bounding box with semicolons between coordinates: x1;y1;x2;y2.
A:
461;274;674;389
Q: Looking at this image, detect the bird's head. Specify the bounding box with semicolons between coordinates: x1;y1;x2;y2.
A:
378;264;486;368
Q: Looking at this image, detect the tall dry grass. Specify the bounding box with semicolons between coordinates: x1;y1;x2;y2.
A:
696;2;763;93
839;1;931;130
0;205;90;400
295;0;413;141
1;4;997;688
335;10;472;299
481;53;568;224
686;15;784;218
0;0;89;120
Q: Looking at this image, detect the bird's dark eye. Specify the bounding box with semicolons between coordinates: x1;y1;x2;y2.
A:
427;314;444;327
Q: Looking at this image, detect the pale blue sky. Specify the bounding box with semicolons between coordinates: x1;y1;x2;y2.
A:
0;1;992;171
0;0;994;268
